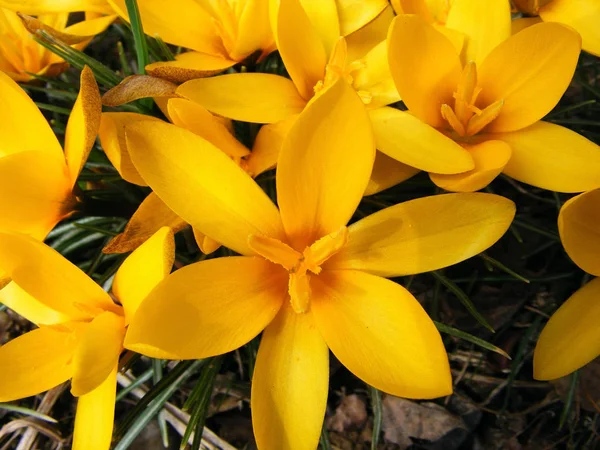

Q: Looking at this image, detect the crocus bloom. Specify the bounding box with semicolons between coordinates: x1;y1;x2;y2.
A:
0;65;101;240
0;227;174;450
122;80;516;450
0;8;114;81
98;95;283;254
534;189;600;380
0;0;114;14
513;0;600;56
387;14;600;193
104;0;275;83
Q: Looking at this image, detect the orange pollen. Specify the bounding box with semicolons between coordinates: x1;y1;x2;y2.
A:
441;61;503;137
248;227;348;313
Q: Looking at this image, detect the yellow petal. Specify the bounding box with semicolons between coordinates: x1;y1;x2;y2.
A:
336;0;388;36
277;0;327;100
71;311;125;396
540;0;600;57
0;326;76;401
277;80;375;250
429;140;511;192
177;74;306;123
353;41;400;109
72;366;117;450
369;107;474;174
387;15;462;127
192;227;221;255
0;281;69;325
478;22;581;133
252;303;328;450
364;151;420;196
102;75;179;107
312;270;452;398
0;151;72;240
125;257;287;359
167;98;250;159
98;112;163;186
145;52;237;84
445;0;511;66
246;115;298;178
345;5;394;62
0;70;62;159
0;231;117;319
0;0;112;13
65;66;102;186
62;13;116;39
297;0;339;56
126;120;285;256
112;227;174;324
534;277;600;380
103;192;187;254
498;121;600;193
511;16;542;35
558;189;600;276
231;0;274;61
107;0;222;55
327;193;515;277
18;12;92;44
391;0;433;20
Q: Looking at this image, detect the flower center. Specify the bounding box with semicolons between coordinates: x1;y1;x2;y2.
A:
441;61;503;138
248;227;348;313
313;38;373;105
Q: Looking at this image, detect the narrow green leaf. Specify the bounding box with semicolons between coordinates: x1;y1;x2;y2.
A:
34;102;71;115
479;254;530;284
125;0;150;74
434;321;511;359
369;386;382;450
431;271;494;332
152;359;170;449
0;403;58;423
560;370;579;429
115;368;154;402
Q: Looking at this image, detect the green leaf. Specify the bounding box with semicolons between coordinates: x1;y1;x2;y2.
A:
0;403;57;423
434;321;511;359
369;386;382;450
125;0;150;74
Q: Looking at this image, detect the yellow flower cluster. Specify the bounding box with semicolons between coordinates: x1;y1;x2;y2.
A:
0;0;598;449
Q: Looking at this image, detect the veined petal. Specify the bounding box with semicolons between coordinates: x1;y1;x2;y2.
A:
177;74;306;123
99;112;163;186
277;80;375;250
478;22;581;133
0;70;62;159
0;281;69;325
534;277;600;380
112;227;174;323
369;107;473;174
498;121;600;193
558;190;600;276
167;98;250;159
65;66;102;186
364;151;420;196
0;151;72;240
430;140;511;192
232;0;274;61
0;326;77;401
126;121;285;255
107;0;223;55
252;304;328;450
72;366;117;450
0;232;116;319
540;0;600;57
71;311;125;397
125;257;287;359
246;116;298;178
145;52;237;84
277;0;327;100
387;15;462;127
312;270;452;398
0;0;112;13
445;0;511;66
102;75;179;107
103;192;187;254
327;193;515;277
336;0;388;36
345;5;394;62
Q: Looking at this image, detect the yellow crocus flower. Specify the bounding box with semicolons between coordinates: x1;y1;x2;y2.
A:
513;0;600;56
534;189;600;380
0;227;174;450
0;0;114;14
387;14;600;193
0;8;114;81
121;80;516;450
